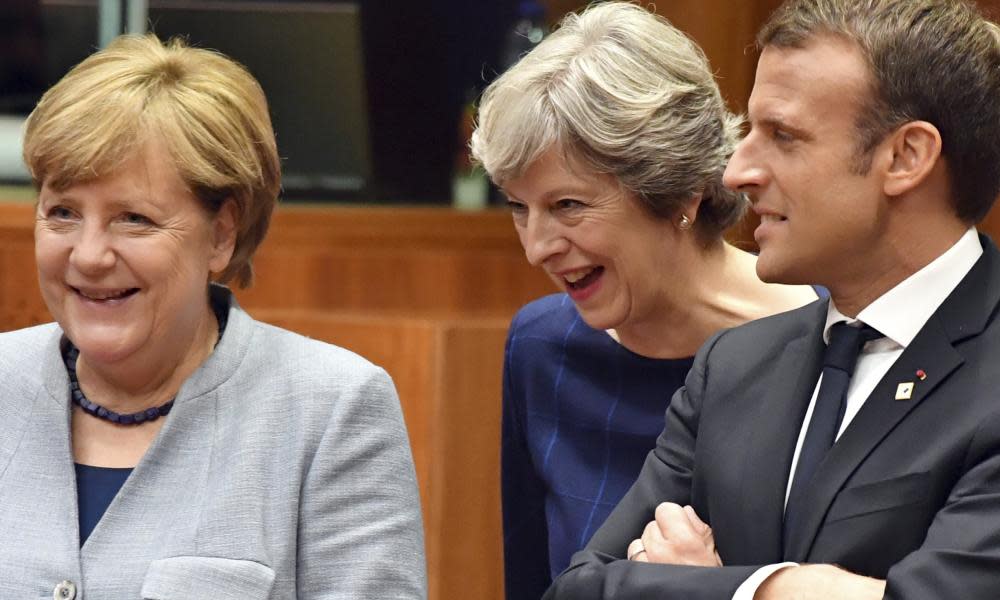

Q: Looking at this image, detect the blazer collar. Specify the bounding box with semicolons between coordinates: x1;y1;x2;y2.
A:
173;285;254;406
783;235;1000;561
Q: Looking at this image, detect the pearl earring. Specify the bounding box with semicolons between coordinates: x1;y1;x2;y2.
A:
678;214;692;230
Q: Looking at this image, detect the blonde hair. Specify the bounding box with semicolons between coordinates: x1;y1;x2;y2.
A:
470;1;745;241
23;34;281;287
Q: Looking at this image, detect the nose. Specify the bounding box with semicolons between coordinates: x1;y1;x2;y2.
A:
69;224;116;275
519;212;569;267
723;136;767;194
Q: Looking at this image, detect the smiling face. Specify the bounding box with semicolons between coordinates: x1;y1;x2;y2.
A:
723;36;889;288
502;148;680;333
34;137;235;368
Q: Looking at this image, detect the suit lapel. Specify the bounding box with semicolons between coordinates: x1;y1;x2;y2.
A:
783;236;1000;561
782;315;961;561
737;302;827;563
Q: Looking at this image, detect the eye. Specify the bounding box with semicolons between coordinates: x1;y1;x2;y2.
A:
506;200;529;223
121;212;154;226
46;205;76;220
772;127;795;143
554;198;585;211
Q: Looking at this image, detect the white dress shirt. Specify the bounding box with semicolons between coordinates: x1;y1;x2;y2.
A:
732;228;983;599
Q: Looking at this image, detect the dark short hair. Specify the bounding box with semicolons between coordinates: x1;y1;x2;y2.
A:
759;0;1000;223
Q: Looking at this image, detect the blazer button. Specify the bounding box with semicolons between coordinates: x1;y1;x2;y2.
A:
53;580;77;600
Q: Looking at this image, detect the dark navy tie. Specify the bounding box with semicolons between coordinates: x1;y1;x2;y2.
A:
783;321;883;549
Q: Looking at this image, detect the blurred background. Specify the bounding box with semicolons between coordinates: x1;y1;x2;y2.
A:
5;0;998;210
0;0;830;211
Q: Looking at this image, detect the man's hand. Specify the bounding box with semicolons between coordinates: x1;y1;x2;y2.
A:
754;564;886;600
626;503;722;567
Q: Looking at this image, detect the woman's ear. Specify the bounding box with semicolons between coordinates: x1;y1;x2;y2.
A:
882;121;942;197
679;193;704;227
208;199;238;274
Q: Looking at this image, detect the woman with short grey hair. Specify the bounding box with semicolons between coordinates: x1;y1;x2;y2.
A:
471;3;819;597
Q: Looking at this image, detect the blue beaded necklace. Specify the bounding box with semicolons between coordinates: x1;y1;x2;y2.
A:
64;345;174;425
62;307;227;426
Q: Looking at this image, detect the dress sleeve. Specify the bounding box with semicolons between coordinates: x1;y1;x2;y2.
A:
296;365;426;599
501;316;553;600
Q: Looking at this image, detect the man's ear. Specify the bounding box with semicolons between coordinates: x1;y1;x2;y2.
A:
208;198;238;274
882;121;942;197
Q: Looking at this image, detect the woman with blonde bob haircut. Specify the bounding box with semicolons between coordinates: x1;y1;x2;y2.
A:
2;34;426;598
471;3;820;597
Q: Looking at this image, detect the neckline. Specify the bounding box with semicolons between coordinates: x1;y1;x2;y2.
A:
74;463;134;473
599;327;695;365
61;299;228;426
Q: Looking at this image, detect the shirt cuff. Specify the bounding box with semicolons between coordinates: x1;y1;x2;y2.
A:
731;563;798;600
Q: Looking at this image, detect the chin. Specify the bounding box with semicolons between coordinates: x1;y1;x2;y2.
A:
574;306;624;333
755;252;795;285
66;328;142;366
757;262;813;286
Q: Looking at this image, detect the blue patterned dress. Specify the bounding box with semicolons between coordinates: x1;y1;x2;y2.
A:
501;293;693;599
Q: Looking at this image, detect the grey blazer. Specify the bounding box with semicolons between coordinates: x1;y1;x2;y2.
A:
0;287;426;599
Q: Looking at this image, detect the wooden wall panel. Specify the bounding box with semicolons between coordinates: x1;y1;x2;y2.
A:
0;204;50;328
425;322;507;600
235;205;554;315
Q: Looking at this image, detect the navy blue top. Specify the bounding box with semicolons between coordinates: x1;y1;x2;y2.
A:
501;294;694;599
75;463;132;546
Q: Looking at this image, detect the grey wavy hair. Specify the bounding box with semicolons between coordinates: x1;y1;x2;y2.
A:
470;1;746;241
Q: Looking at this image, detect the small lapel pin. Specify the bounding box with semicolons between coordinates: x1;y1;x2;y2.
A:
896;382;915;400
916;369;927;381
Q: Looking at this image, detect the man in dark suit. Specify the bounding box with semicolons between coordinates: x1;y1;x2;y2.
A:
545;0;1000;598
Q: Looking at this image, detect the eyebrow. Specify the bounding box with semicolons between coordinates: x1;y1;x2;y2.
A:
38;190;154;213
501;183;596;205
753;115;814;141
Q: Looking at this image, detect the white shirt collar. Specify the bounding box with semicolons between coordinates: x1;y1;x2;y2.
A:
824;228;983;347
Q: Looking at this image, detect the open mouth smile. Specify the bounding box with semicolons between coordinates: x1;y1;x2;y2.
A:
72;286;140;302
563;266;604;290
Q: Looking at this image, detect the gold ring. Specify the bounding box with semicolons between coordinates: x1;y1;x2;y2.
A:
628;548;647;561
